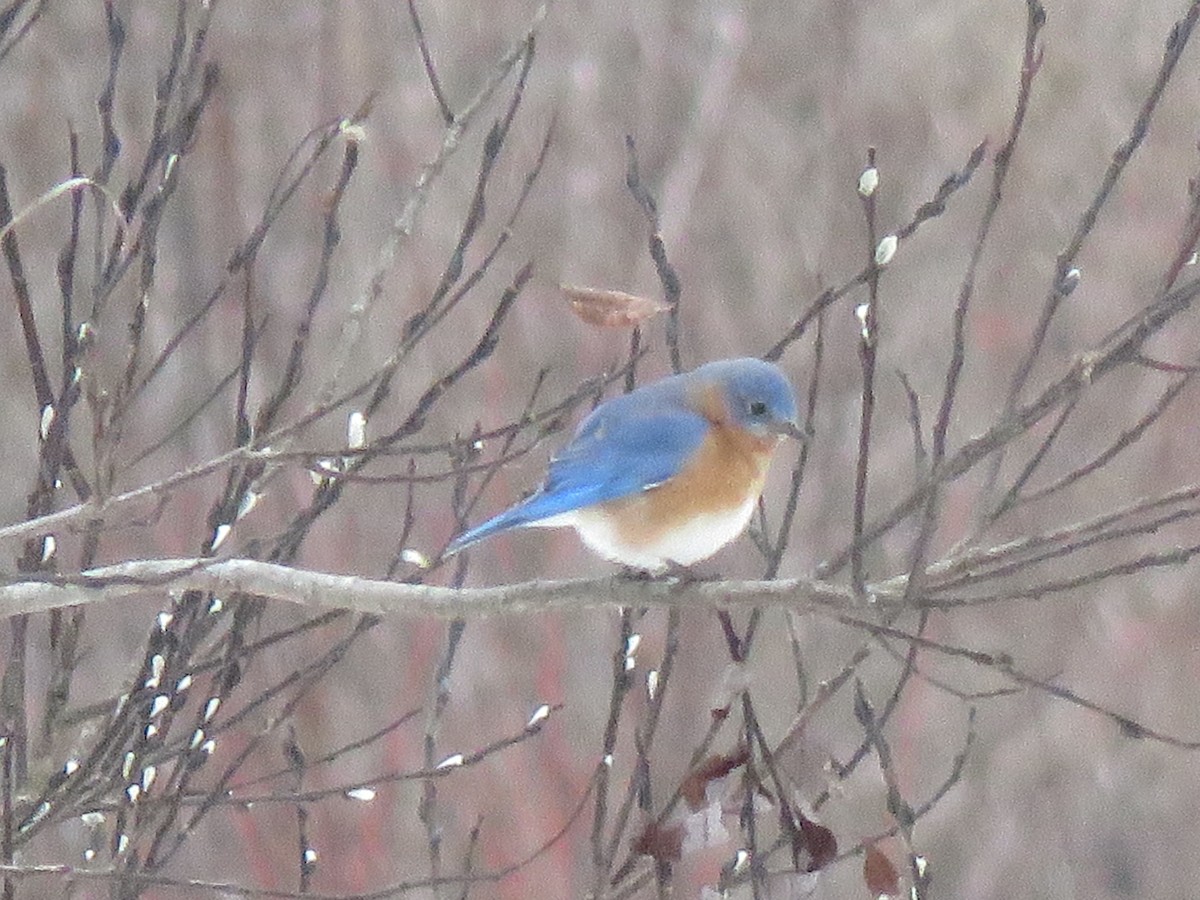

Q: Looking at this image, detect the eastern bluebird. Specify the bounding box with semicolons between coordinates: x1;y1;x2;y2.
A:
445;358;802;571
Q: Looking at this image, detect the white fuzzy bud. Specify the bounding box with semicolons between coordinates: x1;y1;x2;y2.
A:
347;411;367;450
528;704;551;728
39;404;55;441
858;167;879;197
874;234;898;267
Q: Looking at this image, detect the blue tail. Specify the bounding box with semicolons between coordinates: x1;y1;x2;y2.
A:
443;506;533;556
443;484;605;557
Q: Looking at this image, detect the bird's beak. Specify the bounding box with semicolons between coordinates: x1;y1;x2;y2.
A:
770;419;811;442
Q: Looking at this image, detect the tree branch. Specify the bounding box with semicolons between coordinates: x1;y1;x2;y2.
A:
0;558;862;619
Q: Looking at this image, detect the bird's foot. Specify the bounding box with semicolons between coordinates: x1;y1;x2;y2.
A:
663;561;704;583
615;562;718;585
616;565;660;582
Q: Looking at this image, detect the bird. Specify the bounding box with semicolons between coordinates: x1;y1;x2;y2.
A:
444;358;803;572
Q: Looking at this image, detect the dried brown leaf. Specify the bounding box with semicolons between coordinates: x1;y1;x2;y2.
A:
794;811;837;872
863;843;901;896
632;821;684;863
562;284;670;328
681;746;750;810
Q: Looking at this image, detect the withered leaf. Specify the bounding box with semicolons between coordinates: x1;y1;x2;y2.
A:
863;843;901;896
681;746;750;810
562;285;670;328
794;811;837;872
632;821;684;863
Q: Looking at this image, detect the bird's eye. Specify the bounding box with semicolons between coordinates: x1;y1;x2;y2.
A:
748;400;768;417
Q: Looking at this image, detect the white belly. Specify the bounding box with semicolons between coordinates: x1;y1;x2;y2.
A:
560;493;760;571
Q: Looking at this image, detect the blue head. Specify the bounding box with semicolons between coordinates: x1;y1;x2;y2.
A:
692;357;802;440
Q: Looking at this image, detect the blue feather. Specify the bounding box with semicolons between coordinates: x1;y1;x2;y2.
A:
444;358;800;560
445;390;709;556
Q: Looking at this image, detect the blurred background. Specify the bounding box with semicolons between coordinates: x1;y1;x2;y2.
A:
2;0;1200;897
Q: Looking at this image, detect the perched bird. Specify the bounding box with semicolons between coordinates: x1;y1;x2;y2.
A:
444;358;803;571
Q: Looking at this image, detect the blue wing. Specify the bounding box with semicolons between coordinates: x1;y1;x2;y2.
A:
445;390;709;555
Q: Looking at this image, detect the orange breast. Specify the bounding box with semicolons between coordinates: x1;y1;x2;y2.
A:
599;422;778;549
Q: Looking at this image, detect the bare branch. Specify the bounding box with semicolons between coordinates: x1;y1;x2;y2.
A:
0;558;860;619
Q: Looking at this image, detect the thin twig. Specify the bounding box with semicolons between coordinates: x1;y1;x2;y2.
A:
625;135;683;374
851;147;881;597
406;0;454;123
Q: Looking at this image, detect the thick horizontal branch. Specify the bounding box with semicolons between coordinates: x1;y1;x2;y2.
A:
0;557;869;619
